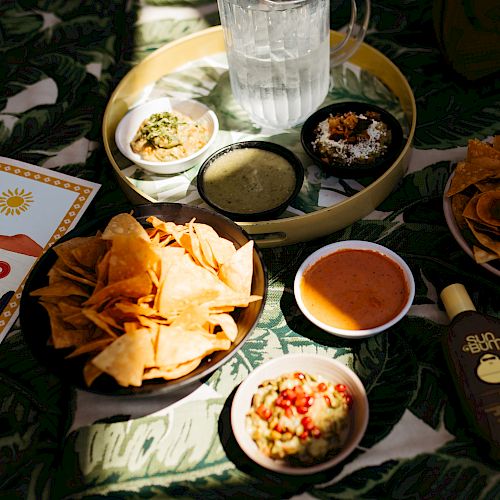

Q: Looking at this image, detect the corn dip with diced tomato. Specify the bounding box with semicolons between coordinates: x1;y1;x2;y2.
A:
246;372;351;465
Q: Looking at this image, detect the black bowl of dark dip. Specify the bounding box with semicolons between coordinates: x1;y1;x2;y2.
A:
300;102;405;179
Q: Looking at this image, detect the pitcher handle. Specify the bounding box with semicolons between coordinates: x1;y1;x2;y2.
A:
330;0;371;67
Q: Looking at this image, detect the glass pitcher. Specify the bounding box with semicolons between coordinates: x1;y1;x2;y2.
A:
217;0;371;130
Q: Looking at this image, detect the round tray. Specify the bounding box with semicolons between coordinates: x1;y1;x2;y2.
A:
103;26;416;248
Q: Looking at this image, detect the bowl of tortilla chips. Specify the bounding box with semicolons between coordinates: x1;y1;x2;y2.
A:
443;136;500;277
20;203;267;396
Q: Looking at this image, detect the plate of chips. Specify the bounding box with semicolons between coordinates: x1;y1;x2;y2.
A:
20;203;267;396
443;136;500;277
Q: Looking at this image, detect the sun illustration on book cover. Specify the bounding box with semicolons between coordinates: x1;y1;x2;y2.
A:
0;187;34;216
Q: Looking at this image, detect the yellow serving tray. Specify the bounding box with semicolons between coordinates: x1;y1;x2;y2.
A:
102;26;416;248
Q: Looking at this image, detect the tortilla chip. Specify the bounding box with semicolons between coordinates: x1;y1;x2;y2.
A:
475;179;500;193
470;156;500;172
53;236;96;273
187;219;212;271
107;234;160;284
209;313;238;342
114;301;158;318
476;190;500;227
82;308;120;338
66;338;114;359
447;161;498;197
146;216;186;235
91;329;155;387
466;219;500;258
84;273;153;306
63;311;94;329
57;296;86;314
48;258;79;283
157;253;237;316
206;233;236;267
218;240;254;296
205;294;262;310
101;213;150;241
462;195;500;235
193;223;219;269
451;192;470;229
155;324;230;367
93;250;110;288
40;302;96;349
467;138;500;162
70;235;108;270
83;360;103;387
473;245;498;264
55;268;96;287
155;247;186;312
142;357;203;380
172;303;211;330
30;279;90;298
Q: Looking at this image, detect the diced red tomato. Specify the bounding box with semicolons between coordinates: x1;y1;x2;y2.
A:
294;372;305;380
294;385;305;396
296;395;314;408
282;389;297;402
276;397;291;408
317;382;328;392
256;404;272;420
323;395;331;406
335;383;347;393
344;393;353;408
295;396;308;407
301;416;314;431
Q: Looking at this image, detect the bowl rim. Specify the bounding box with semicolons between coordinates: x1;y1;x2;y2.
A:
114;96;219;169
230;353;369;475
20;202;267;397
293;240;415;338
300;101;406;179
197;140;305;222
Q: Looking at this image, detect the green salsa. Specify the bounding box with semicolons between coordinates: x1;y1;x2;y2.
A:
202;148;296;214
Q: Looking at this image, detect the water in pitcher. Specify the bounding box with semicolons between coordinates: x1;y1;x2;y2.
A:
219;0;330;129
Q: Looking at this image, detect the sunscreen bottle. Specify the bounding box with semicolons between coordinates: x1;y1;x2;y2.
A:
440;283;500;460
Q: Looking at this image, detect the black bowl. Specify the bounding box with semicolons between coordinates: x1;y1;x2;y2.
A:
300;102;405;179
197;141;304;222
20;203;267;397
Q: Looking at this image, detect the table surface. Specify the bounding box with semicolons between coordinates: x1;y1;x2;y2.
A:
1;1;499;498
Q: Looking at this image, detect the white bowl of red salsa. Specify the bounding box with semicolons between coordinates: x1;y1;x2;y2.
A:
231;354;369;475
294;240;415;338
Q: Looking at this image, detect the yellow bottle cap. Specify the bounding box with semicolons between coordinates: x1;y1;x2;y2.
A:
440;283;476;320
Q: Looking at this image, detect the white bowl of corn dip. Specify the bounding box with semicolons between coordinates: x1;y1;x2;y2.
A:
115;97;219;175
231;354;369;474
301;102;405;179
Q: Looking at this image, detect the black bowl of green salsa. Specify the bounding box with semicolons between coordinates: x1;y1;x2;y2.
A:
301;102;405;179
197;141;304;222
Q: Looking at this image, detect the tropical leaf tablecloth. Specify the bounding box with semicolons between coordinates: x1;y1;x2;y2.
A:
1;1;499;498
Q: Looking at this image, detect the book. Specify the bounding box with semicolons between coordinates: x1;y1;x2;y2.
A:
0;157;100;342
